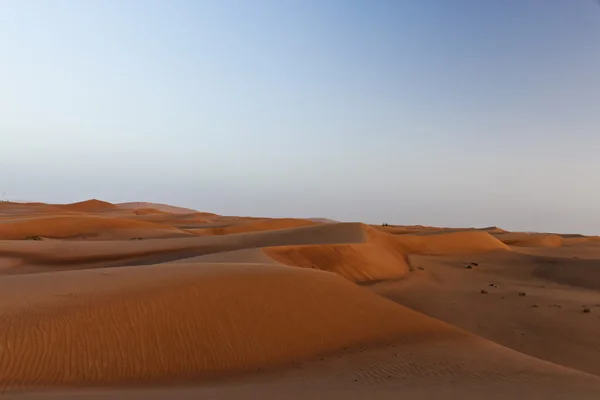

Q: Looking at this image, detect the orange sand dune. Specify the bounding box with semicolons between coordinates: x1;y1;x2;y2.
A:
170;248;283;265
117;202;211;215
0;202;76;216
479;226;507;234
182;227;505;283
133;208;167;215
0;262;462;388
193;218;319;236
375;250;600;377
0;215;191;240
130;212;214;228
2;202;600;399
495;233;563;248
58;199;119;212
0;222;372;269
392;230;510;255
264;242;409;282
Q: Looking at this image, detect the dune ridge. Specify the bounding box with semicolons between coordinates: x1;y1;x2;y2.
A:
193;218;319;236
264;243;409;282
117;202;205;215
392;230;510;255
495;233;563;248
59;199;119;212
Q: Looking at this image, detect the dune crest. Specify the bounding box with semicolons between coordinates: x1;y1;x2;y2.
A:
194;218;319;236
496;233;563;248
59;199;118;212
117;202;206;215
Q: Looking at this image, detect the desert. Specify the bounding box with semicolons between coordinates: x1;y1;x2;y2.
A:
0;199;599;399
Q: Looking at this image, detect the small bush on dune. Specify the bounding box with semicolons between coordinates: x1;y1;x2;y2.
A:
25;235;43;241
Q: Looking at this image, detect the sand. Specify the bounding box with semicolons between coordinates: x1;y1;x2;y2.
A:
0;215;192;240
494;232;564;248
1;199;600;399
117;202;205;215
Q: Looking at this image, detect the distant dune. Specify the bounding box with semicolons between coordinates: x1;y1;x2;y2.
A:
0;215;191;240
495;233;563;248
393;230;510;255
264;242;410;282
117;202;206;215
59;199;119;212
306;217;339;224
193;218;318;236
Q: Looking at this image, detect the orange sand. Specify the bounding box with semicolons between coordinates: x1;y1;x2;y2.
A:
0;199;600;399
495;233;564;248
0;262;460;388
0;215;190;240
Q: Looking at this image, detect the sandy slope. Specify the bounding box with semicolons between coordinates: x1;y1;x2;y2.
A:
58;199;119;212
264;242;410;282
192;218;319;236
117;202;205;215
2;199;600;399
0;215;192;240
494;232;564;248
0;262;463;388
393;230;510;254
0;222;371;273
371;251;600;376
2;262;600;398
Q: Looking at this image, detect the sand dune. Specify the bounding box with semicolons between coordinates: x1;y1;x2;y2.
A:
306;217;339;223
0;262;461;388
393;230;510;255
0;215;191;240
264;242;409;282
2;199;600;399
373;251;600;377
132;208;167;215
0;222;372;272
59;199;119;212
170;248;283;265
495;233;564;248
193;218;319;236
117;202;206;215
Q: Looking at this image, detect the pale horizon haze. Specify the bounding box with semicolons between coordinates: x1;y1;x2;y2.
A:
2;0;600;234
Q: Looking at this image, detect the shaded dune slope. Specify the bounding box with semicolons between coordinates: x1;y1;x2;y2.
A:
264;242;409;283
0;223;510;281
117;202;207;215
176;227;509;283
0;223;371;268
58;199;119;212
0;263;463;388
170;248;282;265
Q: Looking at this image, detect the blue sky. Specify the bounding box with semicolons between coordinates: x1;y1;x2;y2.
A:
1;0;600;233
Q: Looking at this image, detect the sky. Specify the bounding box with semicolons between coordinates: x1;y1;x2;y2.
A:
1;0;600;234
